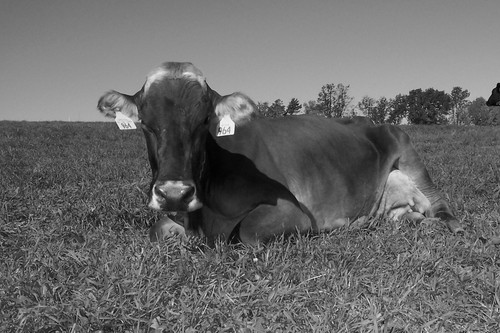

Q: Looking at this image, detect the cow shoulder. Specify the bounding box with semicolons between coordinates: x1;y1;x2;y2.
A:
362;124;408;157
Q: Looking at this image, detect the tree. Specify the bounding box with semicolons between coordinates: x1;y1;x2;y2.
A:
358;96;391;124
456;100;472;125
358;96;377;122
406;88;451;125
468;97;496;125
450;87;470;125
387;94;408;125
303;100;322;116
490;106;500;126
333;84;353;118
317;83;336;117
317;83;353;118
373;97;390;124
285;98;301;115
256;102;269;116
263;99;285;118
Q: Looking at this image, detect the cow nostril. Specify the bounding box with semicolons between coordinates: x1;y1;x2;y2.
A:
154;185;166;199
181;186;196;203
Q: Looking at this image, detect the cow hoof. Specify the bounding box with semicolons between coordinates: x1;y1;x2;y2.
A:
149;217;186;242
349;216;368;229
402;211;426;222
420;217;464;234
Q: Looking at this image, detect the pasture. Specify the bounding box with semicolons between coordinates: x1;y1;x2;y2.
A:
1;121;500;332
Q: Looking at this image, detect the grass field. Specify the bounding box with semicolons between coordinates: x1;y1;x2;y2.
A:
1;121;500;332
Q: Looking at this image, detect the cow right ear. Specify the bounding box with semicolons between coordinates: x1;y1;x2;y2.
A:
97;90;140;121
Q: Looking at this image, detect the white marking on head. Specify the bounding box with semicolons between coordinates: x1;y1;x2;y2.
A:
182;71;206;89
148;185;163;210
143;63;207;95
144;67;169;94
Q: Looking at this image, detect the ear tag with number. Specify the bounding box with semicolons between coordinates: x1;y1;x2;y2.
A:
216;115;235;137
115;111;137;130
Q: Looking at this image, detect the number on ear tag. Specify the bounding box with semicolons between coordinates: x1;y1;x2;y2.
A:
115;111;137;130
216;115;235;137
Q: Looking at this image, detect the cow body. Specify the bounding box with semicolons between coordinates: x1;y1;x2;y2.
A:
486;83;500;106
98;62;462;244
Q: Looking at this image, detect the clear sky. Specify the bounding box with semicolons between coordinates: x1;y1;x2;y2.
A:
0;0;498;121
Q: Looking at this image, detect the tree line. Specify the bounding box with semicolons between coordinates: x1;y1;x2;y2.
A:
257;84;499;125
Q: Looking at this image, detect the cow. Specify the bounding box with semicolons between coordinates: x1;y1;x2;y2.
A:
97;62;463;244
486;83;500;106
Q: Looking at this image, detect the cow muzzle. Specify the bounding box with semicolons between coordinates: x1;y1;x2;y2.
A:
149;180;202;212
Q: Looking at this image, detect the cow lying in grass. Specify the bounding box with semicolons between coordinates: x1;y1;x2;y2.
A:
98;62;463;244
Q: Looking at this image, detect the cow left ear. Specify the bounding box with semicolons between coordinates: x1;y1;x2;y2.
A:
214;92;258;125
97;90;140;121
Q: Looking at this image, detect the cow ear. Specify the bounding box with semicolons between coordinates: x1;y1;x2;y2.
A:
214;92;257;125
97;90;140;121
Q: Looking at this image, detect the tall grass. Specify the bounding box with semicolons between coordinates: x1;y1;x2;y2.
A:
1;121;499;332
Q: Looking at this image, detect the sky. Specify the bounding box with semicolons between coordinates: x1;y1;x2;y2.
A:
0;0;498;121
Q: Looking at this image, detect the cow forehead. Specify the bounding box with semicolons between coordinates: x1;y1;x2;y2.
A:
143;62;206;95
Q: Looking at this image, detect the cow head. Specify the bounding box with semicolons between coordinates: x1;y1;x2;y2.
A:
486;83;500;107
97;62;257;212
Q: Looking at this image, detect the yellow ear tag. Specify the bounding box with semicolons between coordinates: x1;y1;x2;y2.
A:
216;115;235;137
115;111;137;130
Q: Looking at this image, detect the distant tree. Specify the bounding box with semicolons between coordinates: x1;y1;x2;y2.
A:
303;100;322;116
317;83;353;118
256;102;269;116
333;84;353;118
456;100;472;125
407;88;451;125
468;97;490;125
344;107;360;118
317;84;336;117
450;87;470;125
468;97;500;126
358;96;376;119
285;98;301;115
387;94;408;125
490;106;500;126
373;97;390;124
358;96;391;124
263;99;286;118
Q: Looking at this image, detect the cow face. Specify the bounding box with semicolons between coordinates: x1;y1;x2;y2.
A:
486;83;500;107
98;62;212;212
98;62;257;213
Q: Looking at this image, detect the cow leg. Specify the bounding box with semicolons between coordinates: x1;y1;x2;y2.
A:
394;129;463;233
238;198;312;244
